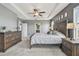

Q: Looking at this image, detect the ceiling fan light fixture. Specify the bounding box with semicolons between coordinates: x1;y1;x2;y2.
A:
34;12;39;16
28;9;45;17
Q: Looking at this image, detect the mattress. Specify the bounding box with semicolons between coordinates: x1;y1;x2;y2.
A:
31;33;63;45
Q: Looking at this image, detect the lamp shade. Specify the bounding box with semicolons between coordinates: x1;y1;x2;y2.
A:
67;23;75;29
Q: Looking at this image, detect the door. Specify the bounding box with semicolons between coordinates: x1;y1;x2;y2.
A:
22;23;27;40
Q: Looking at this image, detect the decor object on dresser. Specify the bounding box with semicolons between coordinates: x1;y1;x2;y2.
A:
62;38;79;56
0;31;21;52
0;26;6;32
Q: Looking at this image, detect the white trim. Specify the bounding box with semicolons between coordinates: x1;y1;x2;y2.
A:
10;3;28;19
73;7;76;39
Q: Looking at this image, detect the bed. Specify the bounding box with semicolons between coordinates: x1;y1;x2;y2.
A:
30;31;66;48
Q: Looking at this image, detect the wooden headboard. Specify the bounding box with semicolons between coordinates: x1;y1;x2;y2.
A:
53;20;67;36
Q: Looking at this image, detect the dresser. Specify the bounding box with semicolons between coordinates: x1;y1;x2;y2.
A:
0;31;21;52
62;38;79;56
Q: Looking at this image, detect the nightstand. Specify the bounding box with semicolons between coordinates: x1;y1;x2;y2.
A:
62;38;79;56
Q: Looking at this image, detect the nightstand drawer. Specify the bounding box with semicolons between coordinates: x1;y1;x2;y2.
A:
62;45;72;56
62;38;79;56
62;40;72;50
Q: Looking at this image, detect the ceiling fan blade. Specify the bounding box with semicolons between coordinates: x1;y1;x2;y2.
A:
39;14;42;16
39;11;45;13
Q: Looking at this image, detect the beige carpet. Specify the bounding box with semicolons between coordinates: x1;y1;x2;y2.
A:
0;40;66;56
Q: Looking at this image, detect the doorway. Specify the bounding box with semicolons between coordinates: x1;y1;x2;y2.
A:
22;23;28;40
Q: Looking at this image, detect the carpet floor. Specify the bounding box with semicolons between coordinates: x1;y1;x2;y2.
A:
0;40;66;56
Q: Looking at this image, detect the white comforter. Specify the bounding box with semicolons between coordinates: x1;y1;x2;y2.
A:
31;33;64;45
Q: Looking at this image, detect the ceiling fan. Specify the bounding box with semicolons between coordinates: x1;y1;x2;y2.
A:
28;9;46;17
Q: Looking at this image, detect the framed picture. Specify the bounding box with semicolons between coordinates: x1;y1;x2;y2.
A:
35;23;41;33
64;12;67;17
61;14;63;19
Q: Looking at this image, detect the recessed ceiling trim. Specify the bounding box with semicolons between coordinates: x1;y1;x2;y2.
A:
1;3;69;20
47;3;59;18
10;3;28;19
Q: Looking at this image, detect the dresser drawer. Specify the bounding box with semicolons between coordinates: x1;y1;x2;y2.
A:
4;36;16;44
4;43;12;49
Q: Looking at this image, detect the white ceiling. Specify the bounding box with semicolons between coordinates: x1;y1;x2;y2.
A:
1;3;69;20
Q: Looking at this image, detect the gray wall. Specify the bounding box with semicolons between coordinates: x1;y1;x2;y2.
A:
51;3;79;22
23;20;49;37
0;4;18;31
51;3;79;38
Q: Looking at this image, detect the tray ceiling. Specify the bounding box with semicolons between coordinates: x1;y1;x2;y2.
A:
1;3;69;20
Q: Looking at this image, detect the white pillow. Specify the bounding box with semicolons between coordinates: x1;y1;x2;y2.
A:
54;31;66;38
